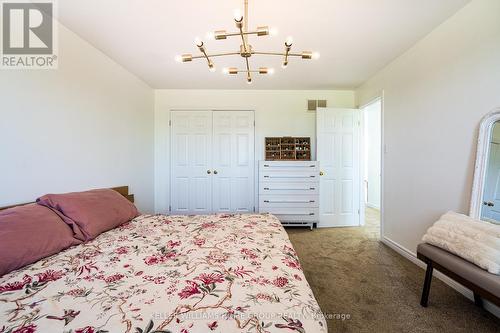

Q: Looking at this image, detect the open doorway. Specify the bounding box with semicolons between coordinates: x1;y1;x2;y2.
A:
361;99;382;237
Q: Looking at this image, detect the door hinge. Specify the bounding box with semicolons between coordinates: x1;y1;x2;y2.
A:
169;120;172;126
253;120;256;127
358;209;360;215
169;205;171;212
253;206;256;212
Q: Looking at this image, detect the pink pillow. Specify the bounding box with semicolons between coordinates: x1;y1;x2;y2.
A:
0;204;81;277
37;189;139;241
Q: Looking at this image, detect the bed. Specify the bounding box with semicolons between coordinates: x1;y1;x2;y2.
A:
0;209;326;332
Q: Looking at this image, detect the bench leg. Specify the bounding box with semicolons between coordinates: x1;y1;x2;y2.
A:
474;293;483;308
420;261;433;307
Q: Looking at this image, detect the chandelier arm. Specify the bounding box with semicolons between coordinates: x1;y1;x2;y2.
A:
252;51;285;56
244;0;249;43
199;48;214;69
223;31;261;38
284;49;290;66
245;57;251;82
252;51;304;57
191;52;241;59
239;27;249;54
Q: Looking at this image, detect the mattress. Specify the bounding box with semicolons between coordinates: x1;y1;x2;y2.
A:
0;213;326;332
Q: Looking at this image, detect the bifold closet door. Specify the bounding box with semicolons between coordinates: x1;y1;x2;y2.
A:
212;111;255;213
170;111;213;214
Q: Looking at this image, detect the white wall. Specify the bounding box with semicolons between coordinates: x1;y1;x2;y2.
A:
0;23;155;212
363;99;381;209
356;0;500;253
154;89;355;213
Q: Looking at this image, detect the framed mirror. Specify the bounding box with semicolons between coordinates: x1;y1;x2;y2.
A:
470;108;500;224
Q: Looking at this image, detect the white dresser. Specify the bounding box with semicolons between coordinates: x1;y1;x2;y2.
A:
258;161;320;229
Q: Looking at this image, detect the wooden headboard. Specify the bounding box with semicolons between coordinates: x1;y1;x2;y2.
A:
0;186;134;211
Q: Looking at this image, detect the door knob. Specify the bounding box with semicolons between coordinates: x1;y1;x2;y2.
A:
319;171;324;176
213;170;218;175
207;170;212;174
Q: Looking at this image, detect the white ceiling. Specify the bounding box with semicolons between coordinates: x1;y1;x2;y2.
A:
58;0;470;89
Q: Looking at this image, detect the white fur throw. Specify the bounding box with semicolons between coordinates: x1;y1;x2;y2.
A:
422;211;500;275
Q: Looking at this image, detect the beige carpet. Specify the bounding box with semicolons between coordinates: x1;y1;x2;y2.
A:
286;208;500;333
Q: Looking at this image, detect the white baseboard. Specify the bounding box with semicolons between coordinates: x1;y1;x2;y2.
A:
381;236;500;318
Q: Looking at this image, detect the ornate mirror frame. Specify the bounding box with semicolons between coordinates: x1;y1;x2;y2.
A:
470;108;500;219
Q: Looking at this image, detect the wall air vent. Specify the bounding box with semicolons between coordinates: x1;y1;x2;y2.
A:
307;100;327;111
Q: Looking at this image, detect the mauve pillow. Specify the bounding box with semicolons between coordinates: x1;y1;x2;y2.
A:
0;204;81;277
37;189;139;241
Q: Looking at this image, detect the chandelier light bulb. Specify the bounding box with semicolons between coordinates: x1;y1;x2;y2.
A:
206;32;215;41
286;36;294;46
312;52;321;60
281;63;288;69
194;37;203;47
222;68;229;75
247;78;252;84
268;68;275;75
233;9;243;22
269;27;278;36
174;55;182;63
209;66;216;72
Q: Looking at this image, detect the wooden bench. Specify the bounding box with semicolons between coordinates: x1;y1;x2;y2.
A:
417;243;500;308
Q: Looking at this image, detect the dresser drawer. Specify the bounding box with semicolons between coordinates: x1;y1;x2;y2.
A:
259;182;319;195
260;161;319;172
261;207;319;222
260;170;319;182
259;195;319;208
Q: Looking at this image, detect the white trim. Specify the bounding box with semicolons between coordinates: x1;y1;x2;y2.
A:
382;236;500;318
366;202;380;210
470;108;500;219
359;95;384;235
359;96;382;110
359;108;366;226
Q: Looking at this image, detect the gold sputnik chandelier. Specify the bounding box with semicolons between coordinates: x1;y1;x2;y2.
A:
175;0;320;84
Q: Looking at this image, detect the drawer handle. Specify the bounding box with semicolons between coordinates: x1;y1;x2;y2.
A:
264;176;314;179
264;188;314;191
264;200;316;203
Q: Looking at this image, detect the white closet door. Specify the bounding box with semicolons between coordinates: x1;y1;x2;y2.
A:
212;111;255;213
170;111;213;214
317;108;360;227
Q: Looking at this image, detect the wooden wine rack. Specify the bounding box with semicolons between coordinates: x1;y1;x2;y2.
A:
265;137;311;161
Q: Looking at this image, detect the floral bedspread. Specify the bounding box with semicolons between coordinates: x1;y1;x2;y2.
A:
0;214;326;333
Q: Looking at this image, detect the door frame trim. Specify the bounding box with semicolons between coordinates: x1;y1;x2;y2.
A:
358;93;385;237
169;109;256;214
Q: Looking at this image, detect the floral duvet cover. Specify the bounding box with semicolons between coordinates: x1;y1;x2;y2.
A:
0;214;326;333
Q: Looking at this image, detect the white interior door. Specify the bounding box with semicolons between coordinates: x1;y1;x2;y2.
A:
212;111;255;213
481;142;500;221
317;108;361;227
170;111;213;214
